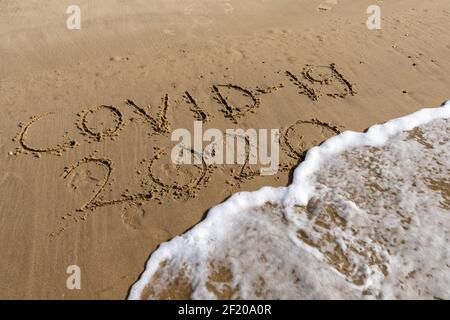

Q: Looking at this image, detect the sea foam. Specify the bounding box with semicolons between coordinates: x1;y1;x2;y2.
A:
129;101;450;300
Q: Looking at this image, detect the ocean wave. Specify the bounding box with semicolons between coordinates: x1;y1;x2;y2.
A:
129;101;450;300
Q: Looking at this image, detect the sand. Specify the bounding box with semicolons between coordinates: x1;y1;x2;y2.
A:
0;0;449;299
131;115;450;300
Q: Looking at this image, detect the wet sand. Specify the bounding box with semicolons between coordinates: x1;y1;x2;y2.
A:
0;0;449;299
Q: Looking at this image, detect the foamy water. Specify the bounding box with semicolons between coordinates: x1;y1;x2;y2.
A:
129;101;450;300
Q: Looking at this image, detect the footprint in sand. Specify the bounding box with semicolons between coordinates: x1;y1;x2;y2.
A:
224;47;245;63
66;168;101;191
121;205;146;230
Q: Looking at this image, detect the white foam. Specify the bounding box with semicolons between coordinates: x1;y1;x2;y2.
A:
129;101;450;300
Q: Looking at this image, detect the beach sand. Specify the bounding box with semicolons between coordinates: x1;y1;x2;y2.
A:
0;0;449;299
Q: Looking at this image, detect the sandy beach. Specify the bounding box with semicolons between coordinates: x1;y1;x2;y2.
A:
0;0;449;299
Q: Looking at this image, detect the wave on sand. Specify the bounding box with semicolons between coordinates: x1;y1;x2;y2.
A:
129;101;450;300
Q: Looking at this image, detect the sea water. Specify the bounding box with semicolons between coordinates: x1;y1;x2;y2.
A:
129;101;450;300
